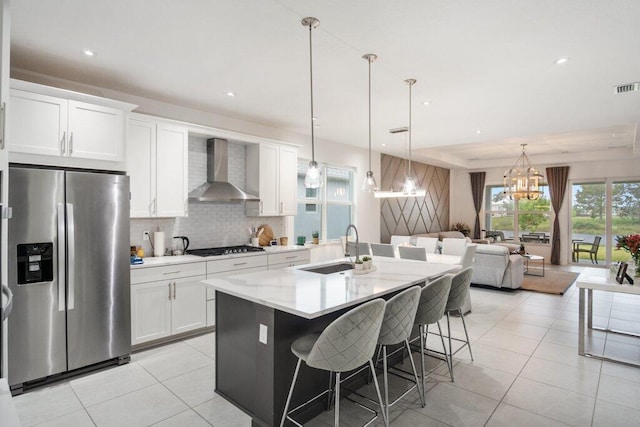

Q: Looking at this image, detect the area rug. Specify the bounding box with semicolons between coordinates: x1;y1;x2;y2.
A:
520;270;579;295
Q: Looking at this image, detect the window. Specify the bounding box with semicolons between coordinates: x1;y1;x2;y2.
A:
484;185;551;243
294;162;354;241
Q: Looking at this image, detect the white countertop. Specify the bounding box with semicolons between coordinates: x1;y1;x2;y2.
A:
131;246;308;269
576;267;639;294
203;257;460;319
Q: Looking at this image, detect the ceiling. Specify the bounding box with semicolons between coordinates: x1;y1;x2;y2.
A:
9;0;640;168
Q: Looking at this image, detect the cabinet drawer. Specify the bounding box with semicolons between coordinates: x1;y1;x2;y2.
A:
268;250;310;266
206;254;267;275
131;262;206;284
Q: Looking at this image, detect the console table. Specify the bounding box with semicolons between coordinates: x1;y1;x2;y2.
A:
576;268;640;367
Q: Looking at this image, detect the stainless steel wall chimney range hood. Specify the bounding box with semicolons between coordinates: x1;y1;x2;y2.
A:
188;139;259;203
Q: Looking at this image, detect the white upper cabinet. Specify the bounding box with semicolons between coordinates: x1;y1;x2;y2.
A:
126;115;188;218
246;142;298;216
6;80;135;168
67;100;124;161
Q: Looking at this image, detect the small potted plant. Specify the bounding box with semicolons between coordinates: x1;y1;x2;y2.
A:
451;222;471;237
362;256;372;270
354;258;364;270
312;230;319;244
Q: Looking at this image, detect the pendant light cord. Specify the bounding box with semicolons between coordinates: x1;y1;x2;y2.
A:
308;23;315;163
368;58;372;171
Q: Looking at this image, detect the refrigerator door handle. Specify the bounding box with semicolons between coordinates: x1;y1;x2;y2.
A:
57;203;66;312
67;203;75;310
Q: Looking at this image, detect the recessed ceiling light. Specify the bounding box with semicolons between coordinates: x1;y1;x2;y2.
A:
422;100;430;106
312;117;317;121
226;91;235;97
82;49;94;56
476;130;482;134
555;57;569;65
381;143;386;147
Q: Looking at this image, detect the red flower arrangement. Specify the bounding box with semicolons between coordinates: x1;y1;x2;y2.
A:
616;234;640;263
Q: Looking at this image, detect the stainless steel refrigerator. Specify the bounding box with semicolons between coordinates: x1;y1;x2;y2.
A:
7;166;131;391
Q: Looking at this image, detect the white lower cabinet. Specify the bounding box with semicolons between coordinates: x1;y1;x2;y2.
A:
205;254;268;326
130;262;206;346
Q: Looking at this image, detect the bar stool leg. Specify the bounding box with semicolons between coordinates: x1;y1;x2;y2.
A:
369;359;388;427
382;346;389;422
419;325;426;406
446;312;454;381
280;358;302;427
334;372;342;426
436;320;452;381
327;371;333;411
460;309;474;360
405;338;424;407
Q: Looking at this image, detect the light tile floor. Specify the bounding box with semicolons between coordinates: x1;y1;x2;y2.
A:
12;265;640;426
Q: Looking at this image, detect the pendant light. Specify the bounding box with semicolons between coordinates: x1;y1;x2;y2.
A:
374;78;426;198
362;53;378;192
503;144;544;200
302;17;321;189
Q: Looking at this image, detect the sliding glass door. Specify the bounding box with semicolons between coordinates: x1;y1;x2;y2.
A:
571;180;640;265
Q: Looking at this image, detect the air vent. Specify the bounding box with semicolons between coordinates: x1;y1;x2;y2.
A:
613;82;639;94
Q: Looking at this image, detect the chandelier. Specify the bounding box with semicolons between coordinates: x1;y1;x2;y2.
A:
503;144;543;200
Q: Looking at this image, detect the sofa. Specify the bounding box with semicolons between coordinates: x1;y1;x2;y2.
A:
410;231;524;289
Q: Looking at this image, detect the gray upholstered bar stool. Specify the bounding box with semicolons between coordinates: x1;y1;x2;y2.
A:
398;246;427;261
413;275;452;401
375;285;423;421
442;267;474;381
370;243;396;258
280;298;387;427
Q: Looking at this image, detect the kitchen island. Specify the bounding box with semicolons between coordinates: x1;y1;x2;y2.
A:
203;257;459;426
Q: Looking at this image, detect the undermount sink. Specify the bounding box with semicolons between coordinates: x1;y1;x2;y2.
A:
302;262;354;275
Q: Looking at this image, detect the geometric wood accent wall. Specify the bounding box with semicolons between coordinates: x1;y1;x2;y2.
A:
380;154;450;243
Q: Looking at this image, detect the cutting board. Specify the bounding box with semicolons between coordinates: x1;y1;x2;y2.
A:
258;224;274;246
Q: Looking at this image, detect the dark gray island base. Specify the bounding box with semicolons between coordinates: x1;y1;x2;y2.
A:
208;258;459;426
216;291;350;426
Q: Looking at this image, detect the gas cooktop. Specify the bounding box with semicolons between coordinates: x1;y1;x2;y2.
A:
186;245;265;257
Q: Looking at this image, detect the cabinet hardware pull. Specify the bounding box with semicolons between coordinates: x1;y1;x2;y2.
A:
0;102;5;150
61;131;66;154
173;282;177;300
260;201;263;214
286;256;297;259
163;271;180;275
280;201;283;213
233;262;248;266
69;132;74;154
168;283;172;300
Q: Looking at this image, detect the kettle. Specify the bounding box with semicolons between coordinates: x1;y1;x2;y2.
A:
172;236;190;255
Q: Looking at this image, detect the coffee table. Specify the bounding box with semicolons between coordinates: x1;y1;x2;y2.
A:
523;254;545;277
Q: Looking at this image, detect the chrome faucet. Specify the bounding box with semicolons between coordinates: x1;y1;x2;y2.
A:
344;224;360;263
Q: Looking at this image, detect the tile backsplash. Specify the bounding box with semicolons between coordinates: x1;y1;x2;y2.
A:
130;136;284;254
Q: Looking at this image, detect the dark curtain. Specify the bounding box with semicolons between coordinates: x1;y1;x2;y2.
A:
546;166;570;264
470;172;486;239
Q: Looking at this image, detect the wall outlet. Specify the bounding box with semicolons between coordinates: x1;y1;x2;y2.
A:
142;231;150;241
259;324;268;344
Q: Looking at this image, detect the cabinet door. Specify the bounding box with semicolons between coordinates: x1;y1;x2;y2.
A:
68;100;124;161
278;145;298;215
7;90;67;156
127;119;156;217
156;122;188;217
259;143;279;216
171;276;206;335
131;281;172;345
